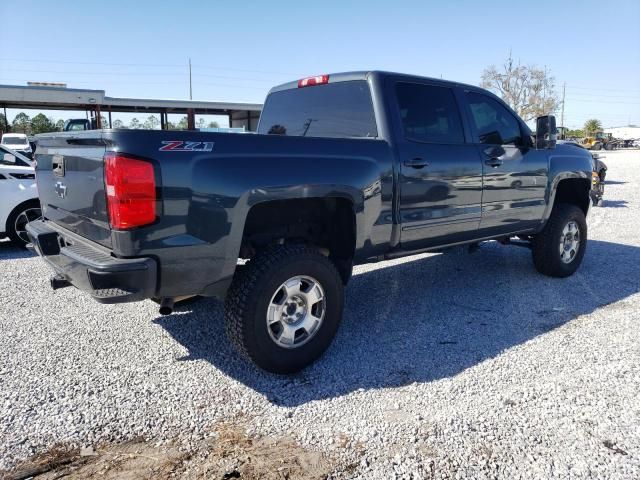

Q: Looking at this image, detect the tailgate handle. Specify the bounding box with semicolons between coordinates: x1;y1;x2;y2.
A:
52;154;65;176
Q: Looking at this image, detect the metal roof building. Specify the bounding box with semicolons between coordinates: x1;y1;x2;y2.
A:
0;84;263;131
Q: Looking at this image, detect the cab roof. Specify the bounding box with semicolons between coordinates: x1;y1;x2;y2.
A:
268;70;481;94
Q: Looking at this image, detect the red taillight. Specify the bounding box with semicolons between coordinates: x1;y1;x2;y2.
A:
297;74;329;88
104;152;156;230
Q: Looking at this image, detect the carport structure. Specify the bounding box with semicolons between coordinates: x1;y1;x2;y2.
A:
0;84;263;131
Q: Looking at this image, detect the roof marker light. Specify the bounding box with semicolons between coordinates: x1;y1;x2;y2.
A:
298;75;330;88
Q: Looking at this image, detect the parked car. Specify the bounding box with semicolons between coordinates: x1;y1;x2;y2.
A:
28;71;594;373
590;154;607;206
0;145;41;246
592;155;607;182
1;133;33;159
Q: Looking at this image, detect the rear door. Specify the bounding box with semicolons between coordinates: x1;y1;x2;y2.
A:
35;132;111;247
461;91;548;235
390;80;483;250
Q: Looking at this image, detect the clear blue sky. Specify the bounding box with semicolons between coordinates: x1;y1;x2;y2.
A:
2;0;639;128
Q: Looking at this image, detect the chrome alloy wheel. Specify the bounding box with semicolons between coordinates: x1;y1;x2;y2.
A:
266;275;326;349
559;220;580;264
14;207;41;244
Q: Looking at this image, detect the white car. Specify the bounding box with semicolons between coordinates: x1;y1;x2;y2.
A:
0;145;41;246
1;133;33;159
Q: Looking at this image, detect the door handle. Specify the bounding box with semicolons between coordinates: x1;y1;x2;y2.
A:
484;158;503;168
404;157;429;169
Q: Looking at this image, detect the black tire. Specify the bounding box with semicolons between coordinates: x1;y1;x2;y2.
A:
6;200;41;248
531;204;587;278
593;143;602;151
598;169;606;182
224;245;344;374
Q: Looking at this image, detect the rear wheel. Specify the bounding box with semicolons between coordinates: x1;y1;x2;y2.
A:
224;245;344;373
531;204;587;277
6;200;41;248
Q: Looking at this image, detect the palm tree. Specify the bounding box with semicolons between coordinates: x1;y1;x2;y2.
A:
584;119;602;136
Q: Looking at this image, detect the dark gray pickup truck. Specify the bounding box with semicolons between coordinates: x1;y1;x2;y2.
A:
27;71;593;373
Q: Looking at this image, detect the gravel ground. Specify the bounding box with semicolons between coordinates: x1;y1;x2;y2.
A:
1;149;639;479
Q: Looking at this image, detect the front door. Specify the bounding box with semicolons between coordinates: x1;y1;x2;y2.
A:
462;91;549;235
392;81;483;250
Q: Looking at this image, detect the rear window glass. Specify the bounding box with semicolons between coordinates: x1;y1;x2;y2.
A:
2;137;26;145
258;80;377;138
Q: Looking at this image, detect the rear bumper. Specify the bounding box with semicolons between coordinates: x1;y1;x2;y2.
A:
26;220;157;303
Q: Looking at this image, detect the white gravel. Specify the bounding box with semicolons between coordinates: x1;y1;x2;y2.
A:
1;149;639;478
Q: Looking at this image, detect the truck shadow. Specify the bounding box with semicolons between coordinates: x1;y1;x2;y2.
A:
599;200;628;208
0;240;36;260
155;239;640;407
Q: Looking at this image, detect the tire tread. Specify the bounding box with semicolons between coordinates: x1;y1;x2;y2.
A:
224;244;342;368
532;203;586;277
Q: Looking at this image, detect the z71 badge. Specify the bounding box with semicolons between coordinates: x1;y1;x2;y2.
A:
159;141;215;152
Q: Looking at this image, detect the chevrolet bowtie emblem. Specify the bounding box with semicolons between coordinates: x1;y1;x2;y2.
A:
54;181;67;199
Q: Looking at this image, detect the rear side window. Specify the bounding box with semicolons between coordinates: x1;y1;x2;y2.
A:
466;92;522;145
395;83;464;144
258;81;377;138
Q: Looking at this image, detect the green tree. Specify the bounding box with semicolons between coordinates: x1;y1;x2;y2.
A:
113;119;125;129
584;119;602;137
12;112;32;134
129;118;141;129
55;119;65;131
31;114;57;134
143;115;160;130
176;116;188;130
566;128;584;138
481;54;559;121
196;118;206;129
207;121;220;128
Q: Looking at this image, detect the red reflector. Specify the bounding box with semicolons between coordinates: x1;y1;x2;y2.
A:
104;153;156;230
298;74;329;88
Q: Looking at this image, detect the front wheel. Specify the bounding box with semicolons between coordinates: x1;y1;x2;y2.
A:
531;204;587;277
224;245;344;373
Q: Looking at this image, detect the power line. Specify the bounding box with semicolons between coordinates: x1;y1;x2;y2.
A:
0;76;270;91
0;57;303;77
566;85;640;93
0;67;287;84
563;98;640;105
566;92;640;99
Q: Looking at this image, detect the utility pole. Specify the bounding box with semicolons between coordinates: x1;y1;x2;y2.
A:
189;58;193;100
560;82;566;130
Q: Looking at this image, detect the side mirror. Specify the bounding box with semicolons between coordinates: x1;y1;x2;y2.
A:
3;153;16;164
536;115;557;149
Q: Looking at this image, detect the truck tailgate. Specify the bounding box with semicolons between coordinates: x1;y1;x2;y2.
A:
35;132;111;248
